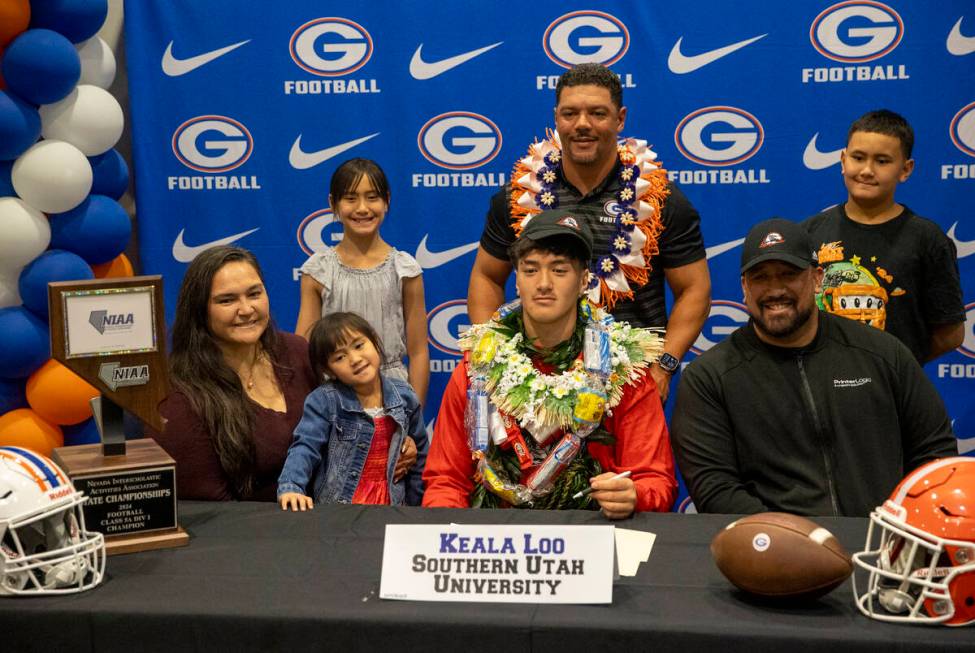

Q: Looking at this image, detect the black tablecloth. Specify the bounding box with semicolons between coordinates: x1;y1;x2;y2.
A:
4;502;972;652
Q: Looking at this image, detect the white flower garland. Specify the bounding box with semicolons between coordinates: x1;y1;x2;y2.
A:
461;303;662;433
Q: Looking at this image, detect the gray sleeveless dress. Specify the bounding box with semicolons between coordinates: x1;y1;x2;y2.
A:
300;247;422;382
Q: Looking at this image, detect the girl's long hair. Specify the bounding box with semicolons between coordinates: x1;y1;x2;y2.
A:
169;246;284;499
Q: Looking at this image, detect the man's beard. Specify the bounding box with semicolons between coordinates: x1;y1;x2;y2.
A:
751;301;815;340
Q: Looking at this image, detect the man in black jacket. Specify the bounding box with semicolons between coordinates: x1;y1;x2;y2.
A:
672;218;957;517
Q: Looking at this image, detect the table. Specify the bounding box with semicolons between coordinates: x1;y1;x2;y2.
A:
4;502;972;651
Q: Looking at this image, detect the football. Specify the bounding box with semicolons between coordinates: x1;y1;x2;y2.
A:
710;512;853;600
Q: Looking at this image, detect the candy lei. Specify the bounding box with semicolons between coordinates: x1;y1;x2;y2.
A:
509;131;670;312
460;300;663;506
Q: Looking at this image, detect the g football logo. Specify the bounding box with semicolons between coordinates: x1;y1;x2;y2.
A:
690;300;750;355
172;115;253;173
427;299;470;356
418;112;502;170
810;1;903;63
959;302;975;359
289;17;373;76
296;209;342;256
949;102;975;158
675;107;764;167
543;10;629;69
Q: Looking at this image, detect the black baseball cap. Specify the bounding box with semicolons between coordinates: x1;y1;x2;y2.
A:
519;208;594;260
740;218;816;273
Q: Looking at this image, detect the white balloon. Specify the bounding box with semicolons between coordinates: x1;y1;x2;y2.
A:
76;37;117;89
0;197;51;276
12;140;93;214
0;268;22;308
39;85;125;156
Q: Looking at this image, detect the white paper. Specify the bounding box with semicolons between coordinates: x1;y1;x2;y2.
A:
614;527;656;577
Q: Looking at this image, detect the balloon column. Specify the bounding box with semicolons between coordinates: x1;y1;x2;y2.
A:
0;0;133;453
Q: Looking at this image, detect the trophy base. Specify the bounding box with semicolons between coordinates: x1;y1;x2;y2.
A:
53;438;189;556
104;525;190;556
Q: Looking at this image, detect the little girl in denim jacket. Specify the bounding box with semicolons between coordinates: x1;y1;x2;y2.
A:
278;312;427;509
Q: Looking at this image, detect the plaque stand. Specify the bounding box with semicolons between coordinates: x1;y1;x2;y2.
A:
92;395;126;457
47;276;189;556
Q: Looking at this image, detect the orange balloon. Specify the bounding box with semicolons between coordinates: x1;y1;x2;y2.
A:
92;253;134;279
26;359;100;425
0;0;30;49
0;408;63;457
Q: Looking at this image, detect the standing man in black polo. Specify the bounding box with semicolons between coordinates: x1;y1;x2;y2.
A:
467;63;711;402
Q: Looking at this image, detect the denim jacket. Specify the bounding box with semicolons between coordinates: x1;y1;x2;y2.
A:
277;375;427;505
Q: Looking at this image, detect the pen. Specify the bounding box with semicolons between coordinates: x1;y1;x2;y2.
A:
571;470;632;499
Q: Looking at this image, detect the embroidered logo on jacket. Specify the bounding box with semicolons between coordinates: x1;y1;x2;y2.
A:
833;377;872;388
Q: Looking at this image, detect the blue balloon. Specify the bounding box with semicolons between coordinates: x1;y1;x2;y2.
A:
49;194;131;265
0;91;41;160
62;417;101;446
0;306;50;380
1;29;80;105
29;0;109;44
0;377;27;414
0;161;13;196
88;149;129;199
18;249;94;319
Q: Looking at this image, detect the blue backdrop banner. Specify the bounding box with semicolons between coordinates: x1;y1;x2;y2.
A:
123;1;975;507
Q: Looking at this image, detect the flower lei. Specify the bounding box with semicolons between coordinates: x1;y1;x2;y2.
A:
509;131;670;312
460;300;663;435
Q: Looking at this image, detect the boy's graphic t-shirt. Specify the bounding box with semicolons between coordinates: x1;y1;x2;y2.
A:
803;205;965;363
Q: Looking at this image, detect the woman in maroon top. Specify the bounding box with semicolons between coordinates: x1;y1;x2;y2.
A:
154;246;319;500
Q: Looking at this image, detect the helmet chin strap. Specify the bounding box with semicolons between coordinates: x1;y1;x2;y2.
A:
39;512;89;589
43;557;89;588
878;587;916;613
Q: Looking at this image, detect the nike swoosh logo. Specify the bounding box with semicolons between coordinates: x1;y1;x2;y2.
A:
668;34;767;74
803;133;843;170
947;17;975;56
162;39;250;77
947;222;975;259
414;236;479;269
172;227;260;263
705;238;745;260
409;41;503;80
289;133;380;170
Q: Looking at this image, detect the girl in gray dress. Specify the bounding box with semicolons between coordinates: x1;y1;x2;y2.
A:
295;158;429;405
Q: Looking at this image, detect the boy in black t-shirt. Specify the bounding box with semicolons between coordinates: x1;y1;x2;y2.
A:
803;109;964;363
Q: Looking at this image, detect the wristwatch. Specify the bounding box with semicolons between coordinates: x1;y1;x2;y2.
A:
658;352;680;374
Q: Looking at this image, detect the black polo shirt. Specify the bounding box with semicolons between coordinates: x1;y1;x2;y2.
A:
480;159;705;328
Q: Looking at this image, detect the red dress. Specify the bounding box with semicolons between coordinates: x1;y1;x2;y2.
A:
351;415;395;505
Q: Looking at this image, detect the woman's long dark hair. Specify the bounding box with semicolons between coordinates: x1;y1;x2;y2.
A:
169;246;281;499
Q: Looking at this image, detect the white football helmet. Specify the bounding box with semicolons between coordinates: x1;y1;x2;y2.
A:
853;456;975;626
0;446;105;596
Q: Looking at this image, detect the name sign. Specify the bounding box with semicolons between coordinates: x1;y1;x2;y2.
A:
380;524;614;603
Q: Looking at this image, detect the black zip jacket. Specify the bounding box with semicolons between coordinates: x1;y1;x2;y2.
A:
672;312;957;517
